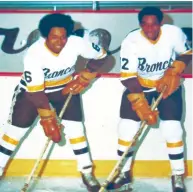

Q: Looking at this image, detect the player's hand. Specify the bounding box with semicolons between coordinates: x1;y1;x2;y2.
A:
127;93;159;125
62;69;97;95
37;108;62;143
156;60;185;99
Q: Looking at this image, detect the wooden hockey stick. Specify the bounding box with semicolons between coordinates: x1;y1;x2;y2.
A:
99;86;167;192
20;93;73;192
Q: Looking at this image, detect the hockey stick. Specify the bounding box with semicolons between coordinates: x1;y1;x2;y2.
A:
20;93;73;192
99;86;167;192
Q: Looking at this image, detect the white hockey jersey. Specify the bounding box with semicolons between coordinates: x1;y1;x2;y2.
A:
19;35;106;93
120;24;192;88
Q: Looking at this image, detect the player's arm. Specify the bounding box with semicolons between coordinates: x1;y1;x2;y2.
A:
62;35;108;95
73;29;109;71
83;40;108;72
156;27;192;99
23;55;50;109
120;40;143;93
23;55;61;143
120;39;158;125
174;27;192;66
169;26;192;69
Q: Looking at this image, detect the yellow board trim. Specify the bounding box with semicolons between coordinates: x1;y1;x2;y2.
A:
4;159;192;177
69;136;86;144
2;134;18;146
167;141;183;148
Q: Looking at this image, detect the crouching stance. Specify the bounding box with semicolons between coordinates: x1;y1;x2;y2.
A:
107;7;192;192
0;13;110;192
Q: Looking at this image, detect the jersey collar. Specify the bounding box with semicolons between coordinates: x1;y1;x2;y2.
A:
44;42;59;56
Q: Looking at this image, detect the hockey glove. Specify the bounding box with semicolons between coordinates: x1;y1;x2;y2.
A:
156;60;186;99
62;69;97;95
127;93;158;125
37;108;62;143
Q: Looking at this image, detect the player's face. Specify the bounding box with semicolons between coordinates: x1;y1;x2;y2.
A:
140;15;161;41
46;27;67;54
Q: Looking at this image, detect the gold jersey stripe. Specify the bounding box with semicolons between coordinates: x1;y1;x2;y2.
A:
26;76;73;92
45;76;73;87
138;76;159;88
167;141;183;148
120;73;159;88
69;136;86;144
27;84;44;92
2;134;19;145
120;72;137;78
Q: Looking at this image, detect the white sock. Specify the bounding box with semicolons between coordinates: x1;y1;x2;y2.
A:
117;119;140;173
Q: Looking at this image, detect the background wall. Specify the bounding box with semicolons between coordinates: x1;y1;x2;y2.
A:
0;12;192;73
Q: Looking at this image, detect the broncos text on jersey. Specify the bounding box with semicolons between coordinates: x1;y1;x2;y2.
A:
120;24;192;88
19;35;106;93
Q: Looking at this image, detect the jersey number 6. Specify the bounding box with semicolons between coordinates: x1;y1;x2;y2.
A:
121;58;129;70
92;43;101;52
24;71;32;83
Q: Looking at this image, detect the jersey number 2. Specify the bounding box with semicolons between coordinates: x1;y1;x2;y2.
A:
121;58;129;70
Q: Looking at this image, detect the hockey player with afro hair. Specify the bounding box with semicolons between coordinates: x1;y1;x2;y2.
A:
0;13;110;192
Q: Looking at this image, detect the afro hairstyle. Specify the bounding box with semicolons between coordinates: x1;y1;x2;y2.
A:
38;13;74;38
138;7;163;24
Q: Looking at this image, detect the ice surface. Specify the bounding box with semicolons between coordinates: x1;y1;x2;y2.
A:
0;177;192;192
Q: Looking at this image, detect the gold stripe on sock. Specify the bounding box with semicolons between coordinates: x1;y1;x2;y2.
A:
70;136;86;144
167;141;183;148
118;139;132;146
2;134;18;145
